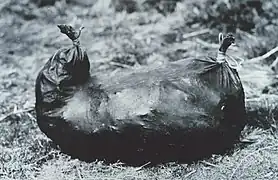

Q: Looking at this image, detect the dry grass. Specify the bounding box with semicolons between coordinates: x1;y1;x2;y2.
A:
1;0;278;179
1;113;278;179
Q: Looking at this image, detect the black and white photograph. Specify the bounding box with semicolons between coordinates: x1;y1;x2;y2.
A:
0;0;278;179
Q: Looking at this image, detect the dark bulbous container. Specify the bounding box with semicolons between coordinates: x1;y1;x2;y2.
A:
35;26;247;166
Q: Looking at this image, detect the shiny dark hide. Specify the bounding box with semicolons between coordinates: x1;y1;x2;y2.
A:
35;48;247;166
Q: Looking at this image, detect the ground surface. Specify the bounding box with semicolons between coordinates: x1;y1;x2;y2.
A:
1;0;278;179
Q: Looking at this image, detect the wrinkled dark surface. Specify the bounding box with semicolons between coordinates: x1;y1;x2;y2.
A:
35;29;246;165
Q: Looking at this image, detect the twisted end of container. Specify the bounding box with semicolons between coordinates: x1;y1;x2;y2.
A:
57;24;84;46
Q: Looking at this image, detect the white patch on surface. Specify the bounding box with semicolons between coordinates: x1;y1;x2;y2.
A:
61;90;105;132
107;85;160;120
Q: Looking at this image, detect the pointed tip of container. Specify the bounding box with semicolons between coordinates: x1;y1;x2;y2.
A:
56;24;84;42
57;24;72;33
218;33;235;54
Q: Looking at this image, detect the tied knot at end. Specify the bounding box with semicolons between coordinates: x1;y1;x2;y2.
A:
216;51;244;71
216;51;226;63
